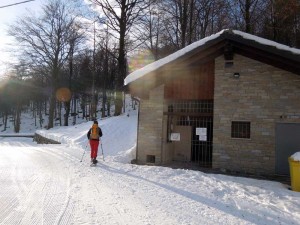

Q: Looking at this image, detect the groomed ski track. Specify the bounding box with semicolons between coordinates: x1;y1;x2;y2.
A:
0;140;179;225
1;136;299;224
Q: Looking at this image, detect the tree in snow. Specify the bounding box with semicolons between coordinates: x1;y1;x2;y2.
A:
8;0;85;129
88;0;151;116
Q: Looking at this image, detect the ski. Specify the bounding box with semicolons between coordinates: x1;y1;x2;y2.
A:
90;158;98;167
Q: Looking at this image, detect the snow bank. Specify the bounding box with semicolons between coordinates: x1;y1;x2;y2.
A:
291;152;300;161
35;107;138;164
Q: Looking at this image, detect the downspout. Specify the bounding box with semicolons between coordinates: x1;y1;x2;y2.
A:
132;97;140;164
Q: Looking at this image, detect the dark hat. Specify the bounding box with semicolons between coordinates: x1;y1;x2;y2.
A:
93;120;98;124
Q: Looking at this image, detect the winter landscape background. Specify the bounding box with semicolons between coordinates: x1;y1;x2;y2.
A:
1;0;300;224
0;100;300;225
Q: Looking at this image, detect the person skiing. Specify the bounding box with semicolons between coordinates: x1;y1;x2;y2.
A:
87;120;103;165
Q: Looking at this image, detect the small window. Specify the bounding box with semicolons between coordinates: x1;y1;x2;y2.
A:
146;155;155;163
231;121;250;139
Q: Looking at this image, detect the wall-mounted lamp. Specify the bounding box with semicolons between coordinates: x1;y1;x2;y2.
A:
233;72;240;79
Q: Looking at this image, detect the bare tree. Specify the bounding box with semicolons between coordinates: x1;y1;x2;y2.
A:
262;0;300;47
8;0;84;129
88;0;150;116
226;0;266;33
208;0;231;34
155;0;219;51
64;23;85;126
159;0;192;49
131;0;167;60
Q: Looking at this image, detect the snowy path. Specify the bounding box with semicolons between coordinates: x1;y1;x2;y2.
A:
0;139;181;225
0;140;210;225
1;137;300;225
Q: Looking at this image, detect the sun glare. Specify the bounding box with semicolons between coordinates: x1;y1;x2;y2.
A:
56;87;72;102
128;50;155;73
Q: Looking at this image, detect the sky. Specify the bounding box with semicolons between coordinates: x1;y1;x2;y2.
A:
0;0;104;78
0;0;43;77
0;96;300;224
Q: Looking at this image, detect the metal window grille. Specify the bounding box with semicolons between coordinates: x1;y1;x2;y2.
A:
168;100;213;114
176;116;213;167
166;100;213;167
231;121;251;139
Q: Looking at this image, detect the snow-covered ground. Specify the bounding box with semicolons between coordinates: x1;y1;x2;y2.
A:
1;109;300;225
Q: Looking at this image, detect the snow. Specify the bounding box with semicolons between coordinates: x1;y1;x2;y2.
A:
124;29;300;85
291;152;300;162
1;104;300;224
232;30;300;55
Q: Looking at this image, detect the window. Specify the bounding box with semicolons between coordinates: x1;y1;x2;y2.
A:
231;121;250;139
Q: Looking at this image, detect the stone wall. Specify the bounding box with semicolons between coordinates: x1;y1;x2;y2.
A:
213;54;300;175
34;133;61;144
136;85;164;164
161;114;174;163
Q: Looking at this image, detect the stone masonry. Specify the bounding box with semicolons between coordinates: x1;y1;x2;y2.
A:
213;54;300;175
136;85;164;164
34;133;61;144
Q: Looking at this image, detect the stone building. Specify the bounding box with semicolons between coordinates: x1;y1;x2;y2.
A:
125;29;300;176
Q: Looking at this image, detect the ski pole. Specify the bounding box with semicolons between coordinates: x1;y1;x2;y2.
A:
80;141;89;162
100;138;105;161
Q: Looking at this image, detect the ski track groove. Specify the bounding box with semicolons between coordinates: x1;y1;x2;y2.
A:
2;141;288;225
0;146;75;225
35;147;75;225
0;153;23;224
52;147;214;224
83;162;179;225
0;142;246;225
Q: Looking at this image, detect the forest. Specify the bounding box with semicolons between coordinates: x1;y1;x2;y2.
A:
0;0;299;132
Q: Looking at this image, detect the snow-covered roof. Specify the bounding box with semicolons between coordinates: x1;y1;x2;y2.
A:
232;30;300;55
124;29;300;85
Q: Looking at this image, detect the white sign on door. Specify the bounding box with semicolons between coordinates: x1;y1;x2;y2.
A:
196;128;207;136
199;135;207;141
196;128;207;141
170;133;180;141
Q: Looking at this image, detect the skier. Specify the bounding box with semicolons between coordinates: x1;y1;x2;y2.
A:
87;120;103;165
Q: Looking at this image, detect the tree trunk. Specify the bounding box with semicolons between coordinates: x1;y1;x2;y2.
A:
72;97;77;125
102;90;107;118
14;104;21;133
45;100;47;115
64;101;70;126
64;44;74;126
107;91;111;117
81;97;85;119
39;101;43;128
179;0;188;48
115;6;127;116
3;111;8;131
33;102;37;127
188;0;195;45
91;93;98;120
48;92;56;129
245;0;251;33
59;102;62;126
114;91;123;116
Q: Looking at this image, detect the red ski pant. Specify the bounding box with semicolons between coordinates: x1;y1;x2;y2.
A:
89;139;99;159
